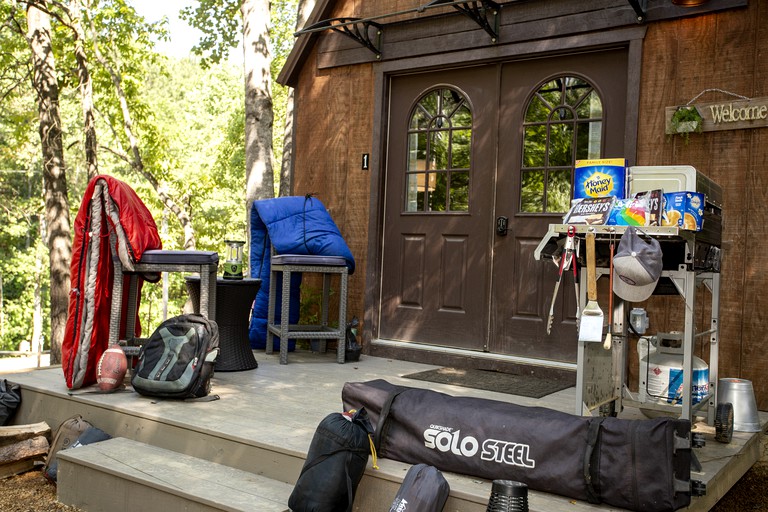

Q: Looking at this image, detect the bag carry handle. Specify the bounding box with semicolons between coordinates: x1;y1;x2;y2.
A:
583;417;605;504
373;388;406;452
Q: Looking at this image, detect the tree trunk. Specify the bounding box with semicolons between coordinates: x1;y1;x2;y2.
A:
0;272;4;338
278;0;313;198
69;0;99;180
242;0;275;223
31;227;45;354
279;89;293;197
26;3;71;365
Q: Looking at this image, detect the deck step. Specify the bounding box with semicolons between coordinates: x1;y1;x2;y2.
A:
56;437;292;512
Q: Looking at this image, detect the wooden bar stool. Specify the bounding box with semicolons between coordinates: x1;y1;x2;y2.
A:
109;249;219;357
266;254;348;364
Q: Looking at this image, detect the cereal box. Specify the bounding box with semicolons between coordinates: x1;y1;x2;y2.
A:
661;191;704;231
573;158;627;200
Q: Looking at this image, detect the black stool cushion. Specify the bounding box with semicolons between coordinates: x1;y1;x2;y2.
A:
139;250;219;265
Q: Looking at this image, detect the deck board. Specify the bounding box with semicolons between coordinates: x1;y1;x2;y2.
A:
2;351;765;511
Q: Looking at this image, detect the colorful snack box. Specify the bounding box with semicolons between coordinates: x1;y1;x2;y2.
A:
661;191;704;231
606;197;647;226
633;189;664;226
573;158;627;200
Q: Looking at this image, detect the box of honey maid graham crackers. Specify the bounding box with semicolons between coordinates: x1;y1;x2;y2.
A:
573;158;627;200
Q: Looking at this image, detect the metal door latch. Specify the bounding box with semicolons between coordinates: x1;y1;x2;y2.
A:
496;216;508;236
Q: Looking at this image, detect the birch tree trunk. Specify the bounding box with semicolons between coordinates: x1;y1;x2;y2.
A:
69;0;99;180
31;221;45;354
278;88;293;198
242;0;275;218
278;0;314;198
26;3;71;364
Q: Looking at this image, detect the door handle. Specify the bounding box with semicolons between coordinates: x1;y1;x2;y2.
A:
496;216;508;236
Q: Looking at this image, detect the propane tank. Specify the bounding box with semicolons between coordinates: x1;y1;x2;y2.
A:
637;333;709;415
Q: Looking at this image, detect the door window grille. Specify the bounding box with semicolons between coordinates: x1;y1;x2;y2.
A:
405;88;472;212
521;76;603;213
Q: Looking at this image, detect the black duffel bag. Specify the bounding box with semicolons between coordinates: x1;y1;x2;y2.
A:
342;379;698;512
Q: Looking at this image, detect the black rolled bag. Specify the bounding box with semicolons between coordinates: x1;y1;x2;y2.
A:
389;464;450;512
289;408;375;512
342;379;697;512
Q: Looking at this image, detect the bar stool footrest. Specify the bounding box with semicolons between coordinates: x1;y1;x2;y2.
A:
266;325;343;338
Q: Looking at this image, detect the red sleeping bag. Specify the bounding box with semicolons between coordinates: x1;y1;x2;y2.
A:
62;175;161;390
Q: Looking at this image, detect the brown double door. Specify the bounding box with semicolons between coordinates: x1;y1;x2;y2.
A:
379;50;628;362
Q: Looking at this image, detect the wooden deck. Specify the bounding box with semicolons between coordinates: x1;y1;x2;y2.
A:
2;351;765;511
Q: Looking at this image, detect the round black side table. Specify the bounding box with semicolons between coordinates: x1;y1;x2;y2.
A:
186;276;261;371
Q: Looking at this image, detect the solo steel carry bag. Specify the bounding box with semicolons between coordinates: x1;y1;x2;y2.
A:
342;379;702;512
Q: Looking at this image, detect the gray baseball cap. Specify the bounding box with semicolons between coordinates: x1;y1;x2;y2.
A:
612;227;663;302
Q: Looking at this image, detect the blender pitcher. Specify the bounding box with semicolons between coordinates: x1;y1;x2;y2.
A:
222;240;245;280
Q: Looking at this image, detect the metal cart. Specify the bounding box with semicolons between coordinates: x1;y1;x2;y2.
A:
534;224;721;424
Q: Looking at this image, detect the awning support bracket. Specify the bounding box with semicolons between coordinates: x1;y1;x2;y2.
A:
303;17;383;58
428;0;501;42
626;0;648;23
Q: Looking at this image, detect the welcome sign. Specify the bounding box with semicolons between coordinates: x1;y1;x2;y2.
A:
665;96;768;133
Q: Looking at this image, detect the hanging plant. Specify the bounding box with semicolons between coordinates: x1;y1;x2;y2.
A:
669;106;704;144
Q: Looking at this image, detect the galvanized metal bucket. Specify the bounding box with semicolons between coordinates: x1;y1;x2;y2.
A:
718;378;761;432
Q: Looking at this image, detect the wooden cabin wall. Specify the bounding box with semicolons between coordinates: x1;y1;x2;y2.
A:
292;49;374;326
289;0;412;334
636;1;768;408
290;0;768;407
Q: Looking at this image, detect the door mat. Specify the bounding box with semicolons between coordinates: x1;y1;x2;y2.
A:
402;367;575;399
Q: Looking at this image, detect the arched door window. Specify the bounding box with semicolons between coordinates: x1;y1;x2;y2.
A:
405;88;472;212
521;76;603;213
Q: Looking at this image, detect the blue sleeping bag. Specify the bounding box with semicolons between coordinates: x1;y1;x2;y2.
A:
249;196;355;350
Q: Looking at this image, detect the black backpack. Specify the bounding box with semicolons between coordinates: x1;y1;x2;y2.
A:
289;408;376;512
0;379;21;426
131;314;219;399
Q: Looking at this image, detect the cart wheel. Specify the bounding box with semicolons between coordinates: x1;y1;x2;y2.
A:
599;401;618;418
714;402;734;444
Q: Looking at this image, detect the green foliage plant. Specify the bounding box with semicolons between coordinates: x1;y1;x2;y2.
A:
669;106;704;144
